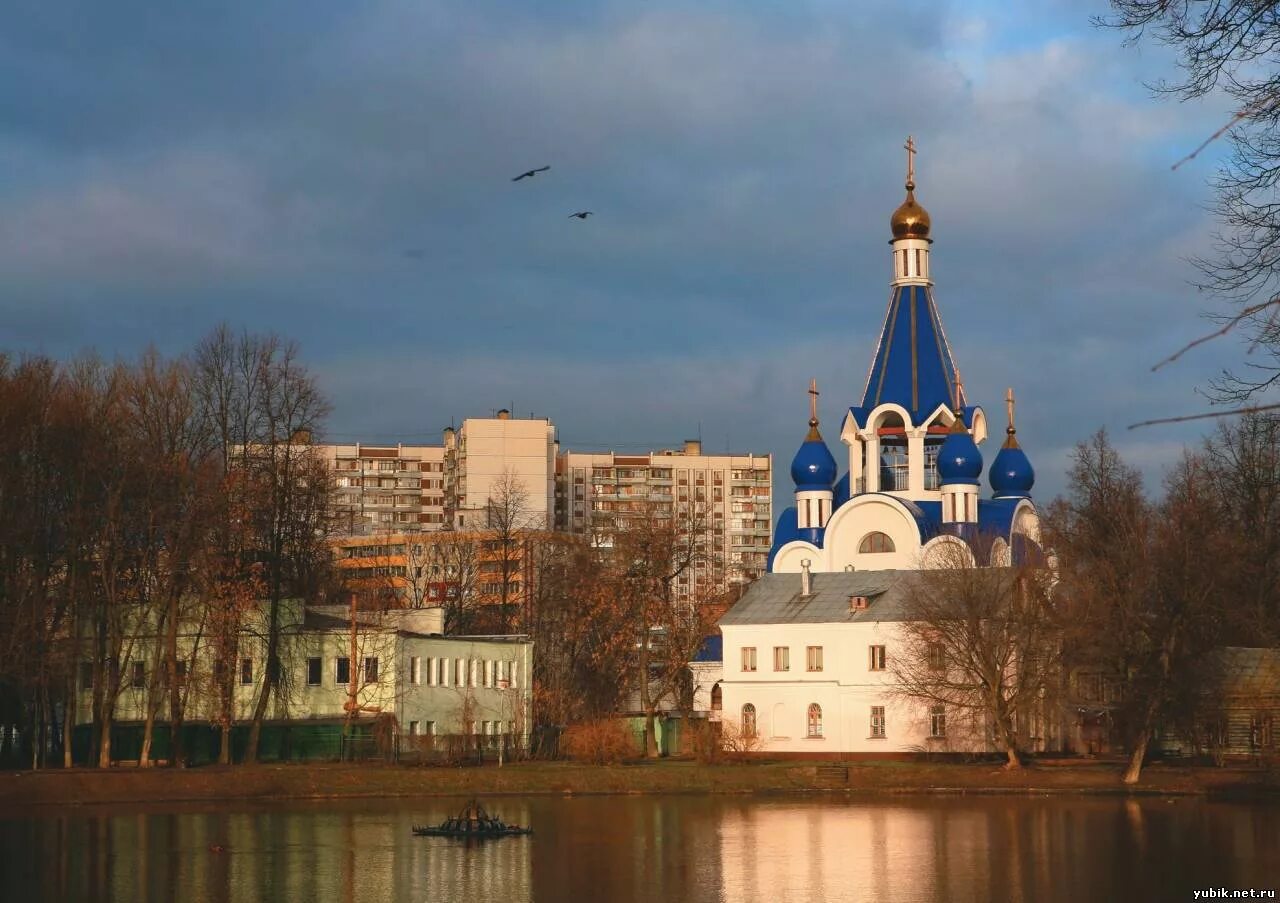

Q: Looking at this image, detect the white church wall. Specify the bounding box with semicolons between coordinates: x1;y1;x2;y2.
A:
719;620;991;755
822;496;922;571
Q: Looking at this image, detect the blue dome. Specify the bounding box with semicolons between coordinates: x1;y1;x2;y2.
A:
791;432;837;490
990;436;1034;497
833;471;851;507
938;423;983;485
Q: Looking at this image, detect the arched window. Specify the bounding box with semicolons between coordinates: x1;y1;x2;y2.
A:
859;531;895;554
807;703;823;738
711;683;723;712
741;703;757;738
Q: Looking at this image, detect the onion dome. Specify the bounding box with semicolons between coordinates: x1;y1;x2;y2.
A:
791;421;837;490
990;391;1034;497
890;180;931;240
937;409;983;485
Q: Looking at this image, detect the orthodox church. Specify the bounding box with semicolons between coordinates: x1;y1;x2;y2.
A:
713;142;1052;755
768;138;1041;574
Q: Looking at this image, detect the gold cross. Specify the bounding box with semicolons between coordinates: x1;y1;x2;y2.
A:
904;135;916;186
1006;387;1016;431
808;378;819;424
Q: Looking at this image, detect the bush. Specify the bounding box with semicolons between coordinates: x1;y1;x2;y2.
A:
562;720;636;765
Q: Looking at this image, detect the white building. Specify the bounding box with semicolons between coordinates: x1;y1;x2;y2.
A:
715;141;1047;756
445;411;558;530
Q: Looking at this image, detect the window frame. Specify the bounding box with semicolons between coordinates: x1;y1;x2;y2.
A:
807;703;823;739
870;705;886;739
929;704;947;739
336;656;351;686
858;531;896;554
306;656;322;687
741;703;757;738
806;646;823;672
240;658;253;686
869;645;886;671
773;646;790;672
741;646;757;673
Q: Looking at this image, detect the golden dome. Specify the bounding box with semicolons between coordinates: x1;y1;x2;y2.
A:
890;180;931;240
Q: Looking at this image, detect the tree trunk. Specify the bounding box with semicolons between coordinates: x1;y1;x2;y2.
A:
166;599;185;768
245;598;281;764
1123;726;1152;785
96;713;112;768
644;706;659;758
63;676;75;769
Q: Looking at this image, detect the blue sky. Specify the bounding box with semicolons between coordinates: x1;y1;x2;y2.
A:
0;0;1245;505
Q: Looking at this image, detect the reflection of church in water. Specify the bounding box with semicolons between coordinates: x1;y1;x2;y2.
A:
716;141;1051;755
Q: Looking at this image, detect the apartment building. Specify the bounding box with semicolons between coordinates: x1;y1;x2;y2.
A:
556;440;773;593
444;411;558;531
314;443;447;535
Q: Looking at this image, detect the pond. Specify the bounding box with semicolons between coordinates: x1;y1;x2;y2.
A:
2;794;1277;902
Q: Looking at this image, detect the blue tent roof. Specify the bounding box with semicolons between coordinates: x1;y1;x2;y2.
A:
857;283;959;424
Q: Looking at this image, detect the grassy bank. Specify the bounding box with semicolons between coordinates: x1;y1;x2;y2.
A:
0;759;1275;810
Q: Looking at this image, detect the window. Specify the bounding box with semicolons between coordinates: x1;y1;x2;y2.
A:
773;646;790;672
425;721;436;737
859;531;895;554
174;661;187;686
741;647;757;672
364;657;379;683
410;656;421;685
870;705;886;739
869;645;886;671
807;703;823;738
336;657;351;685
79;661;93;691
930;705;947;739
742;703;757;738
806;646;823;672
456;658;466;686
409;721;419;736
131;661;146;689
307;657;322;686
240;658;253;686
927;643;946;672
438;657;449;687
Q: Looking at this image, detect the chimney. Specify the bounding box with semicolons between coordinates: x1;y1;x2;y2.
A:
800;559;812;597
684;439;701;456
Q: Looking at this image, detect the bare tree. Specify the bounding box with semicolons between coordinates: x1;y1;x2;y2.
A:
485;469;534;632
611;505;719;758
1047;429;1228;783
892;538;1059;768
1103;2;1280;412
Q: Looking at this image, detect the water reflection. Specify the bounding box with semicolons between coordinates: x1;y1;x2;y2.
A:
1;795;1276;903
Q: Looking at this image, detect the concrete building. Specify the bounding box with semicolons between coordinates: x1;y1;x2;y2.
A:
315;443;447;535
444;411;558;531
556;440;774;591
71;601;532;763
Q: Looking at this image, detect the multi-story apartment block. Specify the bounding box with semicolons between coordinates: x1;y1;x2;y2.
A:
314;443;447;535
444;411;557;531
556;440;773;594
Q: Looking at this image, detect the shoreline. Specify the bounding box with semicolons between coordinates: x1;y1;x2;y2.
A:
1;760;1275;811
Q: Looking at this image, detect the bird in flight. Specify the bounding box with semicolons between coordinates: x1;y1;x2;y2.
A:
512;166;550;181
568;211;593;219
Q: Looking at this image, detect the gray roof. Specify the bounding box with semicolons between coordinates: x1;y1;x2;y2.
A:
719;570;918;626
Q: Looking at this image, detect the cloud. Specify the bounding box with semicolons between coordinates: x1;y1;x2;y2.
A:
0;0;1246;509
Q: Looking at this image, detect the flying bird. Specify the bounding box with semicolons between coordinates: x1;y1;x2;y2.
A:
568;211;593;220
512;166;550;181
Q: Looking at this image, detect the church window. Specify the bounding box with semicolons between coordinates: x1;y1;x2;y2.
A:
870;706;886;739
742;704;757;738
859;532;895;554
807;704;823;738
880;442;909;491
807;646;823;671
741;647;757;672
930;705;947;739
773;646;790;672
868;645;886;671
923;443;940;490
915;248;922;275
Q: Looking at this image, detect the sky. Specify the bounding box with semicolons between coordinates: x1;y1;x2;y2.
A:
0;0;1249;507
